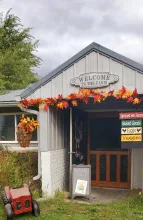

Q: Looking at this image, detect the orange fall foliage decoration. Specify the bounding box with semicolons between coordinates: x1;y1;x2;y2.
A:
17;114;39;133
18;87;141;111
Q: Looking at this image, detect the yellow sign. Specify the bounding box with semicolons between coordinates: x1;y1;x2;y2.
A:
121;135;142;142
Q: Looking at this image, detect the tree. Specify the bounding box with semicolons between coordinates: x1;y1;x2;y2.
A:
0;10;41;90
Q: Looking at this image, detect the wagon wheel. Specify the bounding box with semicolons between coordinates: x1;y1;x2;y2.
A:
1;191;9;206
32;199;40;217
5;204;13;220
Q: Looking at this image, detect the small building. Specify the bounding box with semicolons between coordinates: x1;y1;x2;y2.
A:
15;42;143;196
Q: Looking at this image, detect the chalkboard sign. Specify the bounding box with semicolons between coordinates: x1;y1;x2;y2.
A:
71;164;91;202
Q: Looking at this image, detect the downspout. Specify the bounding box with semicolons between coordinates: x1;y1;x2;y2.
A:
69;107;73;195
20;106;41;181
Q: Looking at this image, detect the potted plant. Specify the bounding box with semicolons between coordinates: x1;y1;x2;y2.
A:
17;114;39;148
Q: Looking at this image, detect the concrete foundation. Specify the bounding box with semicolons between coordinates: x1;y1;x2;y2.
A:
41;149;69;197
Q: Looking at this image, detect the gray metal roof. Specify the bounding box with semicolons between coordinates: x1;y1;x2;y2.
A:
20;42;143;98
0;89;24;102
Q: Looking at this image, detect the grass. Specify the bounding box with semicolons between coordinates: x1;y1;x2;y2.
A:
1;194;143;220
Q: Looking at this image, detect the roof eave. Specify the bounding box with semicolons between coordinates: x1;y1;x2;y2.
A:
0;101;19;107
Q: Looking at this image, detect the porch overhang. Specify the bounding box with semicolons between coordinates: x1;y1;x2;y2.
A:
75;97;143;112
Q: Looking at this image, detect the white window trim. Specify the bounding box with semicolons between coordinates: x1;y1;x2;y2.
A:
0;112;38;144
0;141;38;144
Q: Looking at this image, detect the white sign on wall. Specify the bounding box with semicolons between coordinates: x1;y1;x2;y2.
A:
70;72;119;89
121;127;142;135
75;179;87;195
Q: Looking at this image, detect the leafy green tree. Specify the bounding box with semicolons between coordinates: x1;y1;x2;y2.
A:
0;10;41;90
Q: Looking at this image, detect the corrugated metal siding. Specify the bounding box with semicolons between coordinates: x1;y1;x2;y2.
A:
123;66;136;91
136;72;143;94
110;59;123;90
41;81;52;98
40;107;65;151
39;106;49;152
28;89;41;99
62;66;74;97
131;148;143;189
28;51;143;99
86;52;98;73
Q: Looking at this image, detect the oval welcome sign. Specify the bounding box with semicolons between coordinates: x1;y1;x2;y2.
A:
70;72;119;89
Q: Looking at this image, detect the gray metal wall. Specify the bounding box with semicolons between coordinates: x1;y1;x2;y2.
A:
131;148;143;189
28;51;143;99
39;107;69;152
40;108;70;195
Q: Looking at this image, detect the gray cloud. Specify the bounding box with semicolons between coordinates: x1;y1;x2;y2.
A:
1;0;143;77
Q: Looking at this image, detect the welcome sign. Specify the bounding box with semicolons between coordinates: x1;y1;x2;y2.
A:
70;72;119;89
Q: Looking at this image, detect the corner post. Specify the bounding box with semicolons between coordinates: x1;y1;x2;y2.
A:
69;107;73;195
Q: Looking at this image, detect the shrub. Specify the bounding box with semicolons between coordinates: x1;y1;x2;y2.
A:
0;146;41;202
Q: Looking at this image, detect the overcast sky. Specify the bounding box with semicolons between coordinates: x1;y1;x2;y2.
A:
1;0;143;77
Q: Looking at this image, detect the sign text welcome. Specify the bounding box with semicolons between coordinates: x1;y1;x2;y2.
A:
70;72;119;89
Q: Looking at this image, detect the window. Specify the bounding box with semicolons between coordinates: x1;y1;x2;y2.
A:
90;117;121;150
0;115;15;141
0;114;38;142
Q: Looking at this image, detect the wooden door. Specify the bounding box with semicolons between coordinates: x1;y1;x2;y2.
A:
88;150;131;188
88;113;131;189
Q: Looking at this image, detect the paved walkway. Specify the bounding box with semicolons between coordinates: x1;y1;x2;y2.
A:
71;187;129;204
91;187;129;203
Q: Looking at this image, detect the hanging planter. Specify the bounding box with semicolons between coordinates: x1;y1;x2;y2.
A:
17;114;39;148
17;130;32;148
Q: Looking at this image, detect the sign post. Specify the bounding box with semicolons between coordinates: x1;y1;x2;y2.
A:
71;164;91;202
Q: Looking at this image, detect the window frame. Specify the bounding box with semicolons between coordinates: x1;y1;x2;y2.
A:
0;112;38;143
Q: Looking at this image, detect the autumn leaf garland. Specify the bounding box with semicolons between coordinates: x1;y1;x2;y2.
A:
18;86;141;111
17;114;39;134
